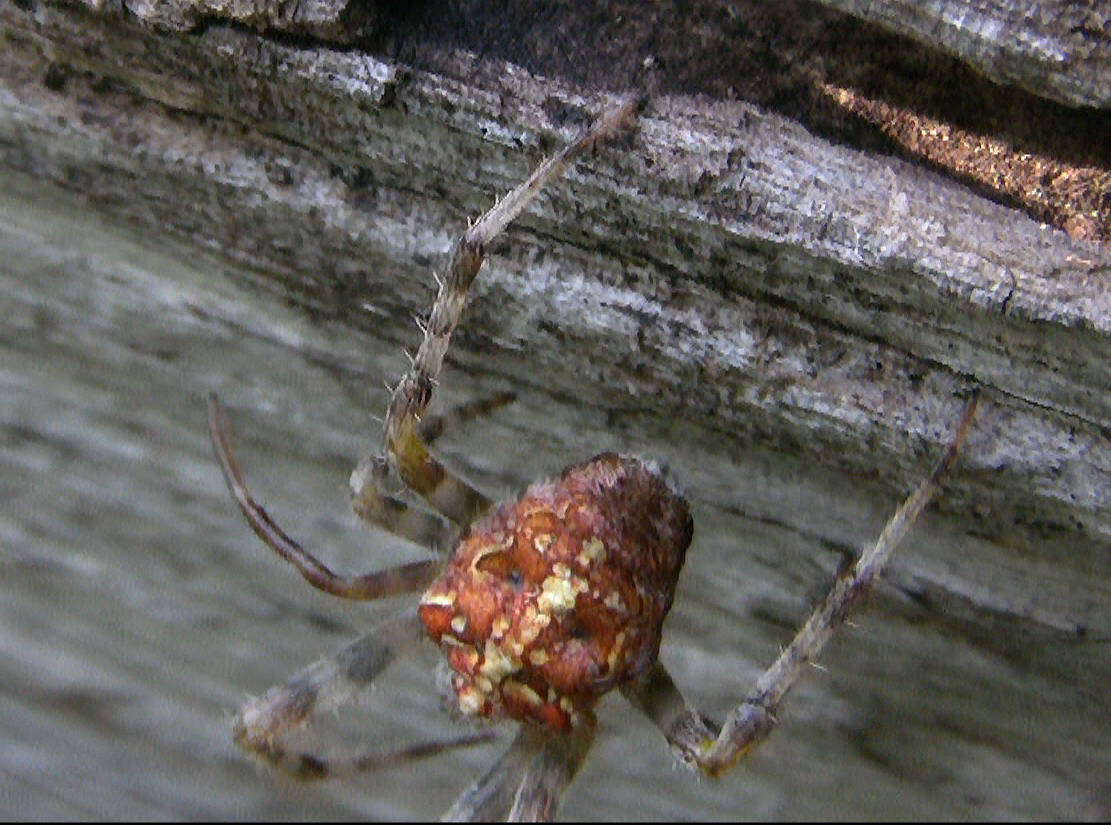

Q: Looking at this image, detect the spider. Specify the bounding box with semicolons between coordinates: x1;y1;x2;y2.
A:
208;96;980;821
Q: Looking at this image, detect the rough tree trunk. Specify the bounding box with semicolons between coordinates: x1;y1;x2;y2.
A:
814;0;1111;109
2;0;1109;821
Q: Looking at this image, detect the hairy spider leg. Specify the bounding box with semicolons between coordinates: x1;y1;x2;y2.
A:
234;612;495;779
383;98;642;527
443;720;596;822
347;392;518;553
621;391;981;777
208;393;441;599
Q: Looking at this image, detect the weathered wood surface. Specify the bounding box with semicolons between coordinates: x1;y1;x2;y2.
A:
815;0;1111;109
2;0;1109;820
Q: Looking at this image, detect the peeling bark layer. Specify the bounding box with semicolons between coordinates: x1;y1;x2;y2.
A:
816;0;1111;109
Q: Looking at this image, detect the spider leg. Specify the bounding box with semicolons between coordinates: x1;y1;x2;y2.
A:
624;391;981;777
620;660;719;768
418;391;517;445
383;98;641;526
209;393;440;599
443;726;545;822
234;611;495;780
443;720;596;823
347;391;517;552
348;452;457;554
507;720;596;823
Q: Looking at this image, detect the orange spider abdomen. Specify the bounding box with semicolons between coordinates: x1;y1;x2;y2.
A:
418;453;693;731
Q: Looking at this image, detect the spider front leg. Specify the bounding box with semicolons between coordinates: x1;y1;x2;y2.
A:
382;98;641;526
417;391;517;445
208;394;443;598
348;391;518;551
624;391;981;777
235;611;494;779
347;452;458;554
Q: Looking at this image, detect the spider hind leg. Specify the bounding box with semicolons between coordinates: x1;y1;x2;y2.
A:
622;391;981;777
443;721;596;823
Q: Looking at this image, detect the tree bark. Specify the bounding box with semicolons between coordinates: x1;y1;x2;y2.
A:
815;0;1111;109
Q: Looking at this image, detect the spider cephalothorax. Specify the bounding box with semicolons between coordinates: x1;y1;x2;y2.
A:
421;453;692;731
210;96;979;821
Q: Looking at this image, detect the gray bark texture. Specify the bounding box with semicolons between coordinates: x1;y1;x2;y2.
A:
814;0;1111;109
2;0;1109;821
